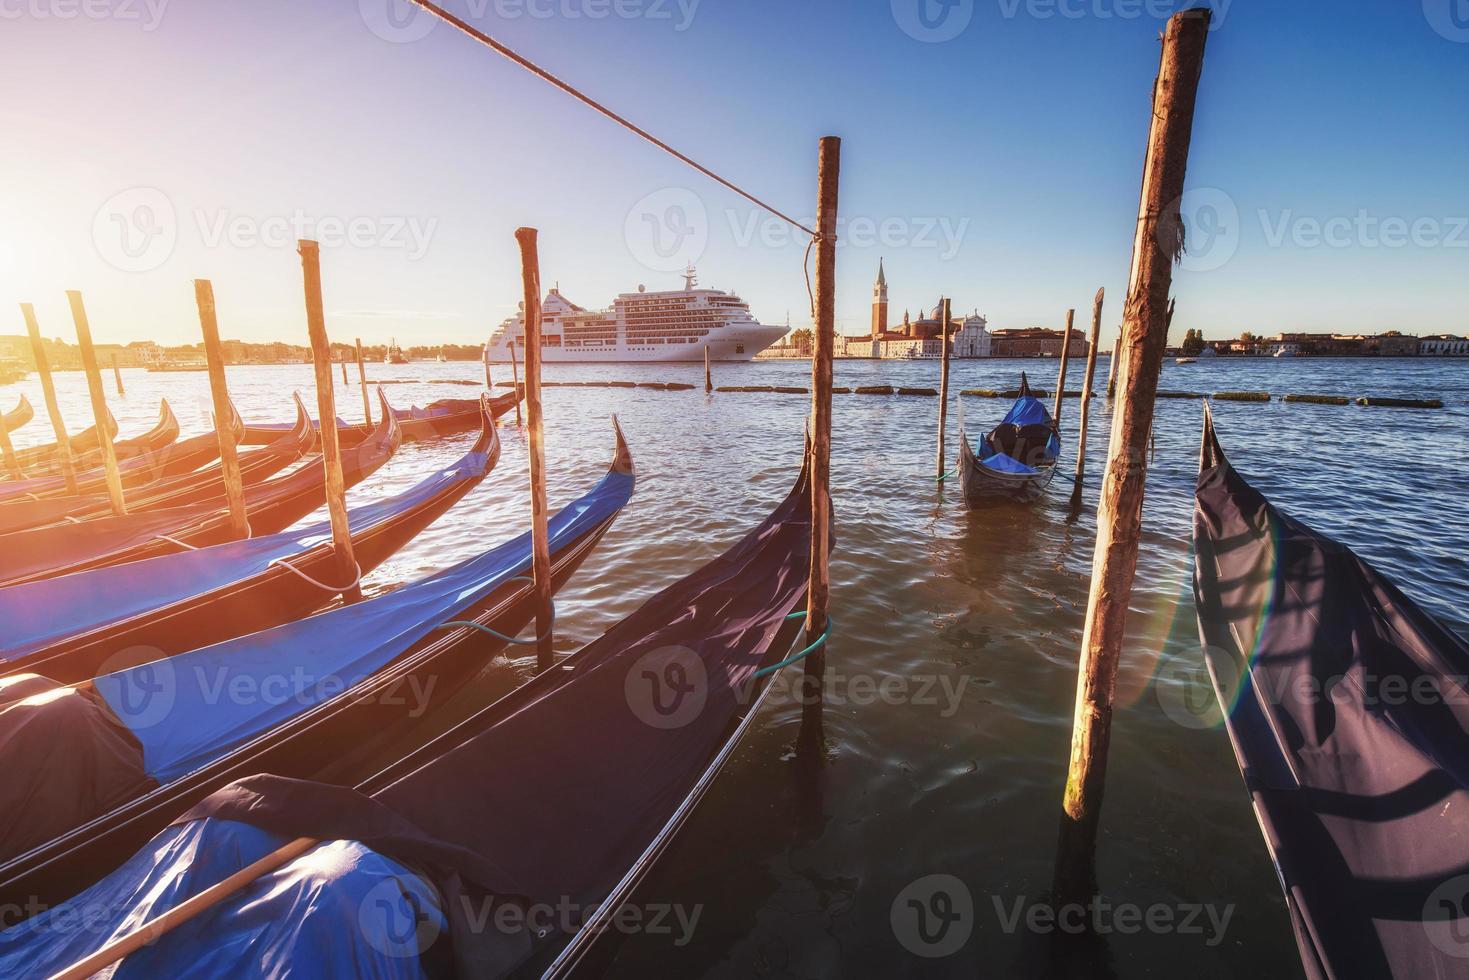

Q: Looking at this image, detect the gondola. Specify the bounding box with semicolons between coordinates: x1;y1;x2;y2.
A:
0;396;314;535
957;373;1060;504
0;394;498;685
0;443;816;978
0;418;635;916
2;399;174;479
0;395;400;588
387;388;523;442
0;395;32;434
1192;407;1469;979
0;400;229;503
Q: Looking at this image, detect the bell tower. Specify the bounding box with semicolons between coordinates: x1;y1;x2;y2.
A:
871;258;889;339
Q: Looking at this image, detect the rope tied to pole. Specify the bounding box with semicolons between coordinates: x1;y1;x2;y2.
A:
436;576;557;646
269;556;363;594
754;611;833;679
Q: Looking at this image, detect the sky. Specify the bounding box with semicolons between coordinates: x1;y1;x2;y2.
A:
1;0;1466;348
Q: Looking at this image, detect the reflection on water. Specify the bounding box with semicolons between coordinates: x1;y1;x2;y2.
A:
2;356;1465;977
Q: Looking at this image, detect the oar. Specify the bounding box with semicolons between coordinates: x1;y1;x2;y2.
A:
48;836;319;980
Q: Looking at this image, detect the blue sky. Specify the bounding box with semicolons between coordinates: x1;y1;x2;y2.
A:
2;0;1465;346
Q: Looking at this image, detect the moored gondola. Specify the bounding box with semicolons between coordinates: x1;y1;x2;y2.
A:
0;394;400;588
0;442;816;978
1192;406;1469;979
387;388;524;442
0;394;502;685
0;396;32;435
0;395;315;535
0;418;635;917
2;399;174;480
957;373;1060;504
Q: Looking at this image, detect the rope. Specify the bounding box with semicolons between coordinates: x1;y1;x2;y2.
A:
155;534;199;551
436;575;555;645
935;469;955;483
404;0;816;238
754;612;833;679
269;556;363;593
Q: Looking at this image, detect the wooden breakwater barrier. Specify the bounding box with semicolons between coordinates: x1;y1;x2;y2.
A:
1282;393;1350;406
1212;391;1271;403
1357;396;1444;409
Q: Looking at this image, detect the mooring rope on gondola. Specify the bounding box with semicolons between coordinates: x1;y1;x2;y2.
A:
753;611;833;679
437;576;557;645
268;556;362;594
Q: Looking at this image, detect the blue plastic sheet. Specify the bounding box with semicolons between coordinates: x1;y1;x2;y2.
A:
0;449;489;666
93;467;633;784
0;818;442;979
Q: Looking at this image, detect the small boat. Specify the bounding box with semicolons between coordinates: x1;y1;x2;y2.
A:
0;397;314;535
0;418;634;915
0;397;400;588
385;388;523;442
0;401;207;502
1;396;32;434
0;394;497;687
1175;356;1197;364
957;373;1060;504
2;408;120;473
384;338;409;365
1193;407;1469;979
0;436;818;979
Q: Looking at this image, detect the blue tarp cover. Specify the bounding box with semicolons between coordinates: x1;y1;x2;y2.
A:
0;817;442;979
93;467;633;784
0;448;490;666
975;391;1059;475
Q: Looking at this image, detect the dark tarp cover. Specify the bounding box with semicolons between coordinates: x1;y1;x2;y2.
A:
5;455;816;977
1194;421;1469;979
0;674;155;862
977;383;1059;476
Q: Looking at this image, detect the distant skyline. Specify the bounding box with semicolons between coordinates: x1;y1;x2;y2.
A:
2;1;1466;349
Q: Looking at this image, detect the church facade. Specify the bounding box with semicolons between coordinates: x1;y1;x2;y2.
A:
840;260;991;359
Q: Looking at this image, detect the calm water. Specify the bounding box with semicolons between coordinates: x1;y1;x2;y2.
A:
3;356;1467;978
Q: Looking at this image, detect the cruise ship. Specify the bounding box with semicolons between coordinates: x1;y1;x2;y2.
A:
485;268;786;363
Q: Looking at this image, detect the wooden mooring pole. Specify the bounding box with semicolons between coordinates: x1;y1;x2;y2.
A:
340;357;349;385
483;345;494;391
800;135;840;756
1070;288;1105;504
67;291;127;515
21;304;78;492
195;280;249;539
298;241;362;603
704;344;713;393
1106;326;1122;399
936;296;952;479
355;338;373;427
516;227;555;673
111;355;126;396
1053;308;1075;429
1054;8;1211;912
509;341;524;426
